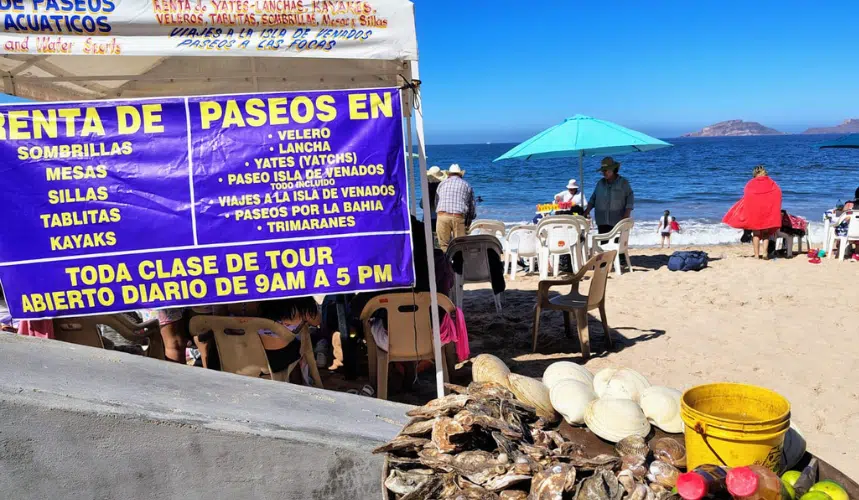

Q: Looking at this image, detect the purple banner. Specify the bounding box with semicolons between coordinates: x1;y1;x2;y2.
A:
0;88;414;319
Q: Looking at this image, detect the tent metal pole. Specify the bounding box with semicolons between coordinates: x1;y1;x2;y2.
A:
405;92;417;216
410;60;445;399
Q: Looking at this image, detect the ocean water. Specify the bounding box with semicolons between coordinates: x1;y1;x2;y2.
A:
415;135;859;246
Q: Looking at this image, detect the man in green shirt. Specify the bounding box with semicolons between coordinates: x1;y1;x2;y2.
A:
584;156;635;233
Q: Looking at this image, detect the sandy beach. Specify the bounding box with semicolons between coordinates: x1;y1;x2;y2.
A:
450;245;859;478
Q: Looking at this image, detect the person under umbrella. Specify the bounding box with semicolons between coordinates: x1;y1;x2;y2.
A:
554;179;587;215
584;157;635;233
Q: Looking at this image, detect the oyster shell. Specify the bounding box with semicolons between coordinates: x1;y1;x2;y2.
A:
507;373;559;422
456;453;509;485
531;464;576;500
565;454;620;471
639;386;684;433
384;469;434;495
615;435;649;459
583;398;651;443
629;483;656;500
648;437;686;468
647;460;680;488
468;381;518;400
620;454;648;479
542;361;594;390
407;393;471;418
372;435;430;454
400;418;436;436
470;412;524;439
432;416;468;453
550;379;597;426
616;470;637;495
483;471;532;492
399;474;442;500
574;469;623;500
499;492;529;500
473;354;512;388
592;368;651;402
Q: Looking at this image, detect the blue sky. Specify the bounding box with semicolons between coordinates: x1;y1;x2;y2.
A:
415;0;859;143
3;2;856;144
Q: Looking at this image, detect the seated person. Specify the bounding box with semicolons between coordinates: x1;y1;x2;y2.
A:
832;200;858;258
844;187;859;211
140;308;188;363
258;297;322;375
554;179;587;215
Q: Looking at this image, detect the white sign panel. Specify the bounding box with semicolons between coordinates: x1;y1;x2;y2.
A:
0;0;417;59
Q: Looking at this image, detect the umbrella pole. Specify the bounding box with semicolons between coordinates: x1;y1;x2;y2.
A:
578;151;584;200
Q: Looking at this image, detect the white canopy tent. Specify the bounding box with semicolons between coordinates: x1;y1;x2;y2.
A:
0;1;446;397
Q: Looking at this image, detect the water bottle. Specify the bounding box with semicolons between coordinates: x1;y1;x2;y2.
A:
727;465;789;500
676;465;730;500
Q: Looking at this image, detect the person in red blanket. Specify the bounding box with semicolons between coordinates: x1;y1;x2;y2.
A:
723;165;782;260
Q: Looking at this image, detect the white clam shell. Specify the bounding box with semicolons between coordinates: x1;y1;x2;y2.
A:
639;386;684;434
507;373;558;421
542;361;594;391
593;368;651;402
472;354;511;389
584;397;651;443
550;379;597;425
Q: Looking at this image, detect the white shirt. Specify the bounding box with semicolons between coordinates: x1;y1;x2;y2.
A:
555;190;587;208
658;216;676;232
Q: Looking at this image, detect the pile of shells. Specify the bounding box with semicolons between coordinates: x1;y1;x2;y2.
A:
545;362;685;441
375;380;688;500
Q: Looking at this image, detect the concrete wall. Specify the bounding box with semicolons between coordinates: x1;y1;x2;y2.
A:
0;334;410;500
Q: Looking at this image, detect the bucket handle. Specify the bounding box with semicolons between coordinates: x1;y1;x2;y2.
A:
694;422;729;467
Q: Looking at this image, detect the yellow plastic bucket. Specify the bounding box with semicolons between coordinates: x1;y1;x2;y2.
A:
681;383;790;473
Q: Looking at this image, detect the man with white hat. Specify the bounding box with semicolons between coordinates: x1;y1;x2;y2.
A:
554;179;587;210
422;166;447;232
435;164;476;251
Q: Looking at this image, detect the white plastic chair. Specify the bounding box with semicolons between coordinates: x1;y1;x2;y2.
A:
829;211;859;260
505;225;539;280
445;235;504;313
775;231;804;258
468;219;507;256
822;211;836;257
468;219;506;239
590;218;634;276
536;216;582;280
572;215;592;260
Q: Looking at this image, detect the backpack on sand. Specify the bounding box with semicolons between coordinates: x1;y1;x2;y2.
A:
668;251;708;272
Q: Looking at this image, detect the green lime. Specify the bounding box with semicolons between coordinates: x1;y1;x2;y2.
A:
783;481;796;500
782;471;802;487
800;491;833;500
810;481;849;500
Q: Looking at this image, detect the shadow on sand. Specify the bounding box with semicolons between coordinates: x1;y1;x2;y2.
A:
453;288;667;379
320;278;669;404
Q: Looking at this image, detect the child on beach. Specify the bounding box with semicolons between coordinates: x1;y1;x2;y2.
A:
657;210;680;248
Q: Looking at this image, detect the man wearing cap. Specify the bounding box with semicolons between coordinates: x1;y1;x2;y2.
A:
435;164;476;251
584;157;635;233
554;179;587;214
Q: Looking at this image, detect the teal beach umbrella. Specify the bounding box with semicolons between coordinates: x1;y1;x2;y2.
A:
494;114;672;196
816;134;859;149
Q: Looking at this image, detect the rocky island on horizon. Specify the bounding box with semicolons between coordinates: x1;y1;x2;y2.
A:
802;119;859;135
682;120;784;137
